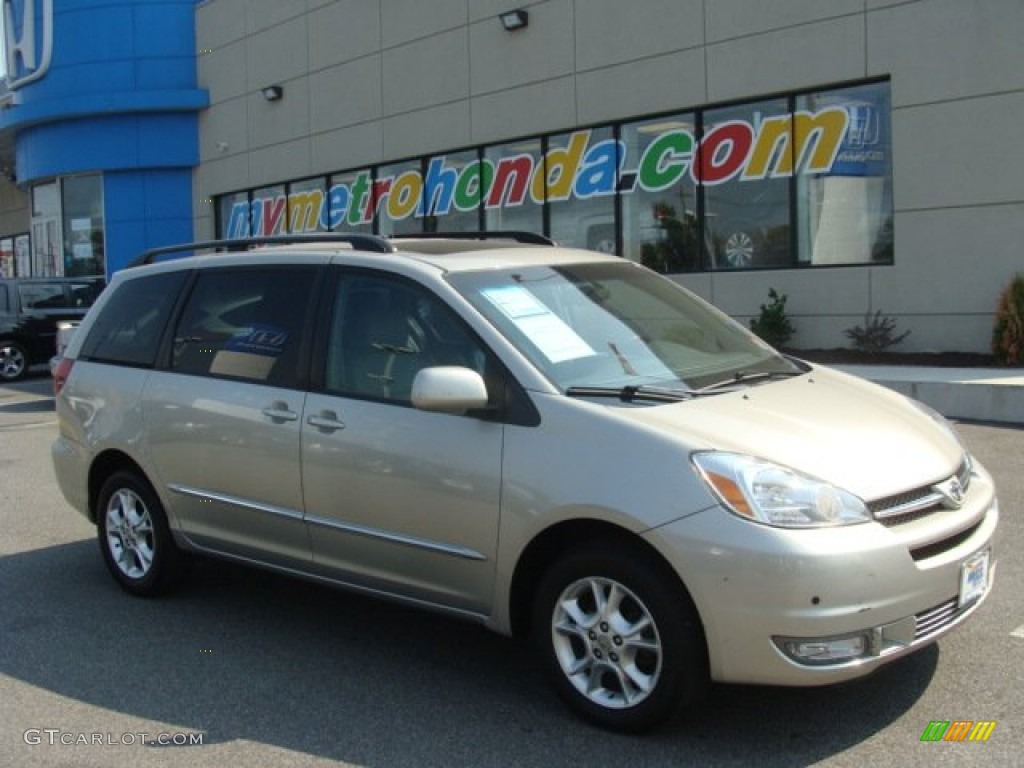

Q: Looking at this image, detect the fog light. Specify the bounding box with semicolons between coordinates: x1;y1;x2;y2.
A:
776;633;869;665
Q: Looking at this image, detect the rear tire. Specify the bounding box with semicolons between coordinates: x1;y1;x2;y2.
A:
96;471;186;596
533;541;708;732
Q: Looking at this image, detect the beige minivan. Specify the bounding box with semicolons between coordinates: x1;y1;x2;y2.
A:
52;233;997;732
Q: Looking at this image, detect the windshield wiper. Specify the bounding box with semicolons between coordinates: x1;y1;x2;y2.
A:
697;369;804;393
565;385;694;403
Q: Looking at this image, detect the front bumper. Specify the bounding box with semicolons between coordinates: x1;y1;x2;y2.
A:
644;470;998;686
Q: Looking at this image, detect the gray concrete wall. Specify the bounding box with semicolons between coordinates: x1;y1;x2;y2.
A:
194;0;1024;354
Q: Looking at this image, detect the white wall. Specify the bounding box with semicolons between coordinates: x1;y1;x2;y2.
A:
194;0;1024;353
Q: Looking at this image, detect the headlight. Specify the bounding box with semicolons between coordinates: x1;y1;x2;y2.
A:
692;452;870;528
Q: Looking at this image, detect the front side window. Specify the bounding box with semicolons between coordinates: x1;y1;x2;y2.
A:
171;267;316;386
67;279;105;308
324;273;488;404
450;261;799;392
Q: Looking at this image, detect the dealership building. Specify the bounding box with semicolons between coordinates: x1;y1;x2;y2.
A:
0;0;1021;354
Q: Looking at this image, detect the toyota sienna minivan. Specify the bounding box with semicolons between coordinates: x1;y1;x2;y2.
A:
52;233;997;732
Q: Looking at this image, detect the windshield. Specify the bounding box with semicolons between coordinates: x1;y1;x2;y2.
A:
448;260;802;392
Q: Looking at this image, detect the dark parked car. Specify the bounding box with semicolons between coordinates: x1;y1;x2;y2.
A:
0;276;105;381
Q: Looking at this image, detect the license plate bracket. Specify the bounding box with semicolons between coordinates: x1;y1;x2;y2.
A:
959;549;990;608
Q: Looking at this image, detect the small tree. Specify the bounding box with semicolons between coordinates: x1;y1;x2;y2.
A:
749;288;795;348
992;274;1024;365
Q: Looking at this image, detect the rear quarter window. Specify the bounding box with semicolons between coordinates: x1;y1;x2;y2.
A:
79;271;188;367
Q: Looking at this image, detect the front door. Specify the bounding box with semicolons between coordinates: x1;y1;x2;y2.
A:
301;271;504;615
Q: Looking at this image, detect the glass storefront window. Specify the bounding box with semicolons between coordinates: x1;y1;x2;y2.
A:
15;234;30;276
214;79;893;273
703;99;792;270
0;237;13;277
484;139;543;235
288;178;327;233
62;175;105;276
328;169;374;234
377;160;424;236
31;182;61;276
621;114;703;272
796;82;893;265
423;149;482;232
547;127;616;252
220;191;251;238
251;184;287;237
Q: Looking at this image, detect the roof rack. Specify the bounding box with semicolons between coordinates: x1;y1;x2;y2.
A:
128;230;553;269
393;231;554;246
129;233;395;268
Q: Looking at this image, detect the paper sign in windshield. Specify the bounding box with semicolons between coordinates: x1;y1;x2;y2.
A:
482;286;595;363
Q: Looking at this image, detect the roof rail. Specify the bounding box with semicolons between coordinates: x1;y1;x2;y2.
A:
129;233;395;268
392;231;554;246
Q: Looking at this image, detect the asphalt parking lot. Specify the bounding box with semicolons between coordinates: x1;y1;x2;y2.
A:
1;372;1021;768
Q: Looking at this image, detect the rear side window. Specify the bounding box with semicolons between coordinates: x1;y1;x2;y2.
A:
19;282;68;309
80;271;188;367
171;266;316;387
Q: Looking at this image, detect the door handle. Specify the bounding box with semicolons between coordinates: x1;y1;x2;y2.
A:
262;401;298;423
306;410;345;432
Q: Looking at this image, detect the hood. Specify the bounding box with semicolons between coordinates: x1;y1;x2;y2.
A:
621;365;963;502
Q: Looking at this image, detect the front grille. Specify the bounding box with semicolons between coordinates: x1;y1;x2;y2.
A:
915;598;959;641
869;459;972;527
910;522;982;562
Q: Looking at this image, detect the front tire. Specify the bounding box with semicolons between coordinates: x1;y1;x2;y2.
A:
533;541;707;732
0;340;28;381
96;471;186;596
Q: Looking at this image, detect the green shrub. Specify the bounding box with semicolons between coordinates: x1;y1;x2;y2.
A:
992;274;1024;365
844;310;910;353
749;288;795;348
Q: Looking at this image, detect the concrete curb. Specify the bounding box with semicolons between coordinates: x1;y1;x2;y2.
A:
833;365;1024;425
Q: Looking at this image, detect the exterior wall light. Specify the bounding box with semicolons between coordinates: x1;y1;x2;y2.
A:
499;9;529;31
261;85;284;102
